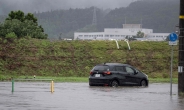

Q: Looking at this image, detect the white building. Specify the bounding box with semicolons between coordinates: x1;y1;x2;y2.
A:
74;24;170;41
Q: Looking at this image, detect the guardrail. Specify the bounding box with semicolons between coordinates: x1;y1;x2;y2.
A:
11;78;54;93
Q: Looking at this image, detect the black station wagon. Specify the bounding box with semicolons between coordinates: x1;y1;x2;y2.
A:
89;63;149;87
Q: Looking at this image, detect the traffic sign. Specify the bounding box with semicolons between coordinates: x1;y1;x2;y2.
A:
169;41;177;45
169;33;178;41
169;33;178;45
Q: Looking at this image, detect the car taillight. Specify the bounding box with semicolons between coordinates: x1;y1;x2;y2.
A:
90;71;93;75
104;71;111;75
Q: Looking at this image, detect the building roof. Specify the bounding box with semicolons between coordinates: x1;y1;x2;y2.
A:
123;24;142;29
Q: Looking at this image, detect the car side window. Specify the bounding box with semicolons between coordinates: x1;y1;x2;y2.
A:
115;66;125;72
125;67;134;75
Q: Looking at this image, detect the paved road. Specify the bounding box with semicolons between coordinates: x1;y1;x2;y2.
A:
0;82;184;110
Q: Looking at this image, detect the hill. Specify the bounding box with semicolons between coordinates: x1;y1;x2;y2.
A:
97;0;179;33
0;39;178;80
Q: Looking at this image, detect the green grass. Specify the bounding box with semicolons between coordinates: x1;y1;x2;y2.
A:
1;75;178;84
28;76;89;82
149;78;178;84
1;75;89;82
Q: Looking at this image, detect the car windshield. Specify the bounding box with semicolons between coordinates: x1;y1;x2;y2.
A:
93;65;109;71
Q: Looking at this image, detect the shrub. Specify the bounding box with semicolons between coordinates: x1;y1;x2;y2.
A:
5;32;17;42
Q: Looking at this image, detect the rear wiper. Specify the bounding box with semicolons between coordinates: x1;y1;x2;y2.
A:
94;69;99;71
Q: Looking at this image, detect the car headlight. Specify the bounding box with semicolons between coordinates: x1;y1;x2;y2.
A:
144;73;148;78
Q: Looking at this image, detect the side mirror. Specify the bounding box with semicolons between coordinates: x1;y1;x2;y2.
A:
134;71;138;75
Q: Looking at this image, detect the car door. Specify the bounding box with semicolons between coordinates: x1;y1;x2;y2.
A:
124;66;139;85
114;66;130;85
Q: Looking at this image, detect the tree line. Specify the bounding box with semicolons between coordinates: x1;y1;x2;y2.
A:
0;0;179;40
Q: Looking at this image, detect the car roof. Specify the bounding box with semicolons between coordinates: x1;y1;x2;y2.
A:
96;63;132;67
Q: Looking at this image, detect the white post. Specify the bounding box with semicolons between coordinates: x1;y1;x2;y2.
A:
124;39;131;50
110;39;130;50
110;39;119;49
115;40;119;49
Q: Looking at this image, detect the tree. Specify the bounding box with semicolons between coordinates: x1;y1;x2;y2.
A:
6;10;25;22
6;10;38;24
25;13;38;24
136;31;144;38
1;10;47;40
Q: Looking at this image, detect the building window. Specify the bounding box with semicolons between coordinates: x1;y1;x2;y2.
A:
110;35;114;37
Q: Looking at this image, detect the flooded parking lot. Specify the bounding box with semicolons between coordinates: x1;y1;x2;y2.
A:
0;82;184;110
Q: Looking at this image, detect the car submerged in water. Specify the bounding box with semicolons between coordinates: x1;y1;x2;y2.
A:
89;63;149;87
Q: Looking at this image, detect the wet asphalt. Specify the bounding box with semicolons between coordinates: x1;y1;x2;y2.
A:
0;82;184;110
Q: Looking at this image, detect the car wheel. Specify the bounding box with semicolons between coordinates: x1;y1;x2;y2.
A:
111;80;119;87
89;83;94;86
140;80;147;87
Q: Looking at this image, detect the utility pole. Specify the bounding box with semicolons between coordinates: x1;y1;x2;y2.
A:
178;0;184;93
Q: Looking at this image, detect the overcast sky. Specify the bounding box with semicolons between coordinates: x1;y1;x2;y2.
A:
0;0;133;13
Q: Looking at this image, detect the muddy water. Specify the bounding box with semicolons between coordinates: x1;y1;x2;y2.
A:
0;82;184;110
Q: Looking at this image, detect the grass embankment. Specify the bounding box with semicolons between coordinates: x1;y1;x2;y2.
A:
0;38;178;83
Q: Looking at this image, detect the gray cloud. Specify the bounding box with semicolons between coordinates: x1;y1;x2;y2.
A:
0;0;132;13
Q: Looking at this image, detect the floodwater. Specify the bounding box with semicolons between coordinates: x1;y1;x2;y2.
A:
0;82;184;110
